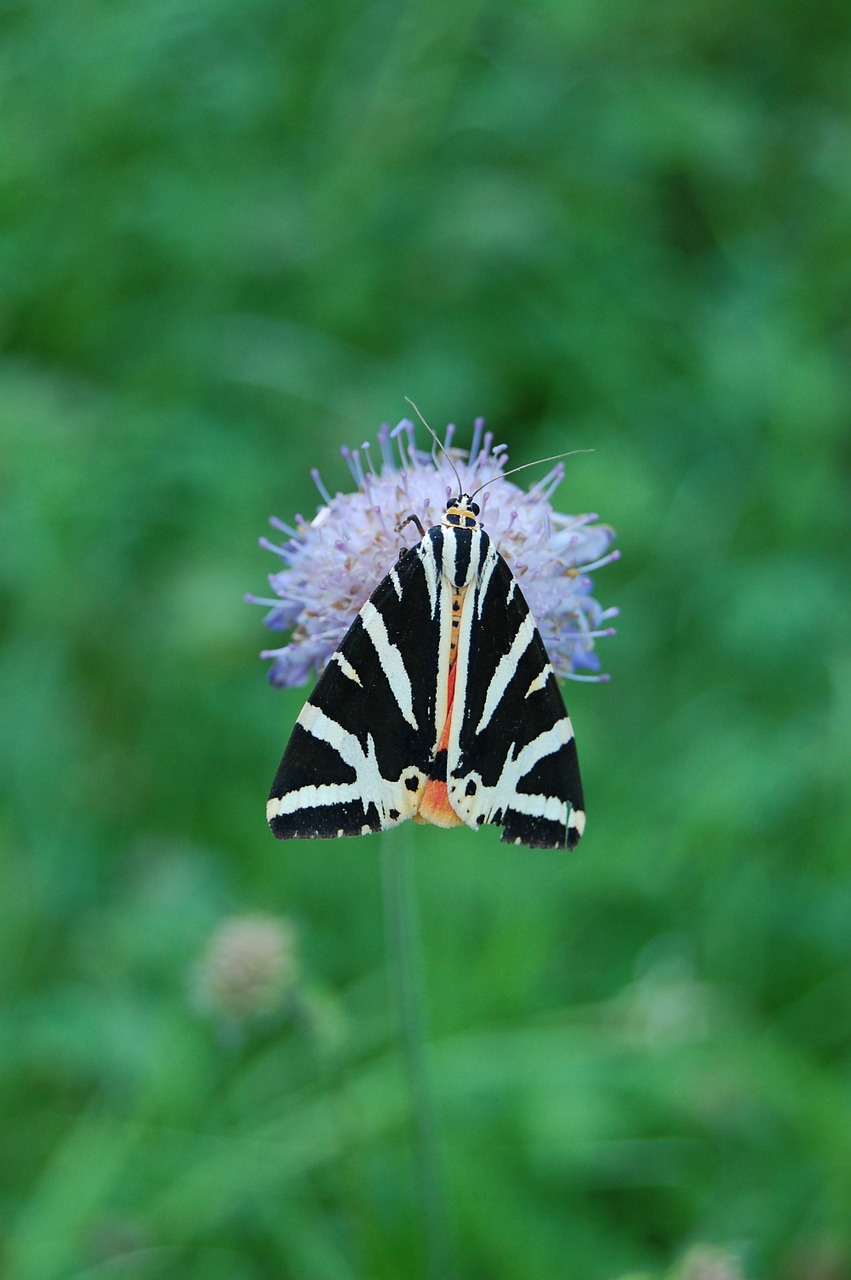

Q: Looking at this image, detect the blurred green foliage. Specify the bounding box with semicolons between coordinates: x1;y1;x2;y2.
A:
2;0;850;1276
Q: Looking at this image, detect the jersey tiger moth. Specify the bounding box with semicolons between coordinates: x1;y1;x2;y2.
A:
266;483;587;850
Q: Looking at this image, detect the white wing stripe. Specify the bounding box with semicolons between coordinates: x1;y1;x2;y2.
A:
417;541;439;617
333;652;362;685
525;663;554;698
475;543;499;617
475;613;537;734
360;600;418;729
442;528;456;585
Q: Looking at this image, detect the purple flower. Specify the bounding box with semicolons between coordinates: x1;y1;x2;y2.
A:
249;418;618;687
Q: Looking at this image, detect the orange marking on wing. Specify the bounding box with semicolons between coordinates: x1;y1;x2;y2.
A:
417;661;463;828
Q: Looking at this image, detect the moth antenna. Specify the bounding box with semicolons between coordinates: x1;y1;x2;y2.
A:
469;449;594;500
404;397;464;497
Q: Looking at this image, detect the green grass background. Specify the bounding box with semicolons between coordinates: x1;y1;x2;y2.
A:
2;1;850;1277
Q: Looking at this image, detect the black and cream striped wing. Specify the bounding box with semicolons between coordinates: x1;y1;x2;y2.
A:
446;545;586;849
266;545;440;839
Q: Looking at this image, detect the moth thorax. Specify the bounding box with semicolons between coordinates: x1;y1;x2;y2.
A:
442;494;480;530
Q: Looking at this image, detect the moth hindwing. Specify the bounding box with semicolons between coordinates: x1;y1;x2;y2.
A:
267;494;586;849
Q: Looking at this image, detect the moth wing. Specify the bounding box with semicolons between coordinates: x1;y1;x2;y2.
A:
267;544;440;839
446;546;586;849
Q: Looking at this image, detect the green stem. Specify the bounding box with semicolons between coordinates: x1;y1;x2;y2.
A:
381;827;454;1280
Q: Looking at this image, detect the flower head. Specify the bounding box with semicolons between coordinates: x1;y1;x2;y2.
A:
194;914;300;1023
671;1245;747;1280
250;417;618;687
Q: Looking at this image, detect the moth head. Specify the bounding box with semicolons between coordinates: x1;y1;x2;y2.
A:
443;494;481;529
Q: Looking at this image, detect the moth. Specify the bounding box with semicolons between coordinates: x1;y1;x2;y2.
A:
266;475;587;850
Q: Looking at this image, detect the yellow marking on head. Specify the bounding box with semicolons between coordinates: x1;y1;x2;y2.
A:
442;496;480;529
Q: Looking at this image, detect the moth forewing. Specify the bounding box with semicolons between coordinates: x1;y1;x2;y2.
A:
441;535;586;849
